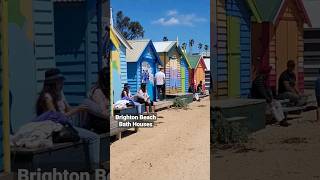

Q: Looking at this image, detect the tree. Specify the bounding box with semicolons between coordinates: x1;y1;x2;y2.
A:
181;42;187;52
204;44;209;55
115;11;144;40
189;39;194;55
163;36;168;41
198;43;203;53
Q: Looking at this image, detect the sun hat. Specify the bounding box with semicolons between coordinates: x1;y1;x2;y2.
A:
44;68;65;82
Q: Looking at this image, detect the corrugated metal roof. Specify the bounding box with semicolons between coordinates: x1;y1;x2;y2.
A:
153;41;176;53
204;57;210;71
126;40;150;62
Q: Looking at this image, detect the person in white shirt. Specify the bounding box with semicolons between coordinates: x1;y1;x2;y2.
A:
155;67;166;100
135;83;155;113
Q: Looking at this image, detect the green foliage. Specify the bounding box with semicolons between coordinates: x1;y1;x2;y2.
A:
116;11;144;40
211;112;249;144
172;98;188;109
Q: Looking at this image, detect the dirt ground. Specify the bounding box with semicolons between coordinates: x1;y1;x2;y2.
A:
212;109;320;180
110;97;210;180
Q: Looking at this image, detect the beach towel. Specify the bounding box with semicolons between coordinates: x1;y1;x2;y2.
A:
11;121;63;148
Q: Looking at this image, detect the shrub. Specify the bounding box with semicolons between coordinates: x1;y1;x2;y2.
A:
172;98;188;109
211;111;249;144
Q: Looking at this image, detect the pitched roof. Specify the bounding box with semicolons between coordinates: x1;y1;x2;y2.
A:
110;26;132;50
181;51;192;68
126;40;163;65
255;0;311;26
153;41;177;53
188;55;202;69
255;0;282;22
126;40;150;62
245;0;262;23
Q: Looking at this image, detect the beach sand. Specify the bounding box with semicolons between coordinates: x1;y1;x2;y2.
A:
110;97;210;180
212;109;320;180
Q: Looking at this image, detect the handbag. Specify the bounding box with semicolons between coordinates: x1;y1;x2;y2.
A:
52;123;80;143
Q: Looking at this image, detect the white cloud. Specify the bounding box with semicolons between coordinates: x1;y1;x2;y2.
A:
152;10;206;27
153;17;180;26
167;10;178;16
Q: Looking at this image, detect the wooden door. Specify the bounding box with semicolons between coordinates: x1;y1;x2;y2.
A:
227;16;240;97
181;64;186;93
141;61;155;101
276;20;298;91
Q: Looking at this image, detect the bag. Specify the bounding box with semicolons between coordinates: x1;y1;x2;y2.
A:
52;123;80;143
194;93;200;101
88;115;109;134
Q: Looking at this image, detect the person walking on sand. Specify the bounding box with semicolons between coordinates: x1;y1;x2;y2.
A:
251;65;288;126
155;67;166;101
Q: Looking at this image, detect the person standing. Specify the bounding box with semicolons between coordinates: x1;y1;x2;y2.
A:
155;67;166;101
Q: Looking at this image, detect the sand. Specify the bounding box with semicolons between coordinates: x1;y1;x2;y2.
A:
212;110;320;180
110;97;210;180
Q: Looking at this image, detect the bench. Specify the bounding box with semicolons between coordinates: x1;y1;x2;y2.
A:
11;141;90;172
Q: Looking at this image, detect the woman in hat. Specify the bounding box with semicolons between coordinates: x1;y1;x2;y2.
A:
135;83;155;113
36;68;101;169
121;83;133;100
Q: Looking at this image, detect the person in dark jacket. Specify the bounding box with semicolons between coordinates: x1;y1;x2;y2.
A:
252;65;288;126
278;60;307;106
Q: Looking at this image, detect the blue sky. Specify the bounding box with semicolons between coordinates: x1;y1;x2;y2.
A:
111;0;210;52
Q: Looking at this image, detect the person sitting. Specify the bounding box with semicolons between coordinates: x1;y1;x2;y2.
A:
188;83;199;101
188;83;195;94
135;83;155;113
278;60;306;106
197;81;204;95
85;67;109;133
121;83;142;114
36;68;100;169
251;66;288;126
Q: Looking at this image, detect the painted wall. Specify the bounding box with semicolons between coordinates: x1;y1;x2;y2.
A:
252;1;305;93
54;1;100;106
215;0;228;97
127;44;159;101
8;0;57;131
112;43;126;103
180;57;189;93
226;0;252;97
163;47;182;94
195;62;206;89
